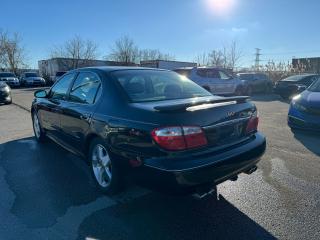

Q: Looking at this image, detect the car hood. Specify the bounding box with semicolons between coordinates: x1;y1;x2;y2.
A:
300;90;320;109
0;77;17;81
25;77;43;81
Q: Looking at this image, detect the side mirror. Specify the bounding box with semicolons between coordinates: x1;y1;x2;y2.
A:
34;89;48;98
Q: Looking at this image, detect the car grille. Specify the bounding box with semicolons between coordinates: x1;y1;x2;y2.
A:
203;118;248;147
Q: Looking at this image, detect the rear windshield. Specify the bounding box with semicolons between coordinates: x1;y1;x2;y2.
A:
25;73;38;78
308;80;320;92
0;72;15;78
282;75;312;82
112;70;211;103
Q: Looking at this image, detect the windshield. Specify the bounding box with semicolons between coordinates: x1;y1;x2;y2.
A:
25;73;38;78
112;70;212;103
308;80;320;92
0;73;16;78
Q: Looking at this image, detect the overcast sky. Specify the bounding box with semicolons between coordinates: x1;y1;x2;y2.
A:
2;0;320;68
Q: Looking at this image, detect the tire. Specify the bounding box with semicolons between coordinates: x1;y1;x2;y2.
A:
88;138;123;195
32;111;46;142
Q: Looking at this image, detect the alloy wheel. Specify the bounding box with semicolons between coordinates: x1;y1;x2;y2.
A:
92;144;112;188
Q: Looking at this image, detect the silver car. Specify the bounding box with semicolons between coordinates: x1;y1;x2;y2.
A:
20;72;46;87
0;72;20;87
174;67;249;96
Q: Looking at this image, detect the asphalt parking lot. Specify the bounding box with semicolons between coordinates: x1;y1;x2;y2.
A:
0;88;319;240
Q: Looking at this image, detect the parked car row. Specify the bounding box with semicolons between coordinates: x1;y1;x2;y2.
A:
173;67;274;96
0;71;47;87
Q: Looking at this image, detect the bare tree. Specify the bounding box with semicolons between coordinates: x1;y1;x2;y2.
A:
0;30;27;74
208;50;225;67
227;40;243;69
51;35;99;70
107;36;139;64
196;40;243;70
195;53;209;66
139;49;175;61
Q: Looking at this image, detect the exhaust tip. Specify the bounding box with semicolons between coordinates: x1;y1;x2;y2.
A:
244;165;258;175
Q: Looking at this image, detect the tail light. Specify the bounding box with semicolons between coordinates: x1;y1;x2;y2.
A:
151;126;207;151
246;116;259;134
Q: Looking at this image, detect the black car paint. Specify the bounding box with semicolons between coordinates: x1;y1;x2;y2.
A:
32;67;266;193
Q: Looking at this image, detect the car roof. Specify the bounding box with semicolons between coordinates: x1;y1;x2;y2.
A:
75;66;169;73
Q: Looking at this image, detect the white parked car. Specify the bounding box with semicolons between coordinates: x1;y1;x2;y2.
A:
174;67;250;96
20;72;46;87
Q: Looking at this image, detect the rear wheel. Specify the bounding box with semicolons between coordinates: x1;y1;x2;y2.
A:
32;111;46;142
89;138;123;195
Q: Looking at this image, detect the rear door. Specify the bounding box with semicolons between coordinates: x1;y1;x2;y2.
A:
59;71;102;149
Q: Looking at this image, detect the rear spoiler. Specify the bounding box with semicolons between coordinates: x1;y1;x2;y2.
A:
154;96;250;112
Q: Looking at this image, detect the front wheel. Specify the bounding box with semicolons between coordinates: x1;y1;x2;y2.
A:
32;111;46;142
89;138;123;195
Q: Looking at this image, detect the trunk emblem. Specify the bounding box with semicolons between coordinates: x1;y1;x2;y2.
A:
227;111;236;117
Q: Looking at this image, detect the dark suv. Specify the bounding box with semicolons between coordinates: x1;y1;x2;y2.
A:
274;74;319;99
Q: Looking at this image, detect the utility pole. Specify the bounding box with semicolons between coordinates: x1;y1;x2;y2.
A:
255;48;261;71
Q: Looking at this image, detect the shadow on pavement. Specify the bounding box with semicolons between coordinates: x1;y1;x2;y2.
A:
77;193;276;240
0;137;102;228
292;130;320;156
0;137;275;239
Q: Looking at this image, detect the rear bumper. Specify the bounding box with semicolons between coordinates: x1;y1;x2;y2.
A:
133;133;266;193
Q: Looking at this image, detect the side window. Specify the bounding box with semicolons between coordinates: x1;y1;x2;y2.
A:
219;71;231;80
69;72;101;104
50;73;75;100
300;76;314;86
196;69;219;78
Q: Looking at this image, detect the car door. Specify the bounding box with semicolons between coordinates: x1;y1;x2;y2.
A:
59;71;102;149
216;70;237;95
37;73;76;137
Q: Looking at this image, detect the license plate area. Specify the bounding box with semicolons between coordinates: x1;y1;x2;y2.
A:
204;120;247;146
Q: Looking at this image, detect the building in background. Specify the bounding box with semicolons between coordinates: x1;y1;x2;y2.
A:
292;57;320;73
140;60;197;70
38;58;136;80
